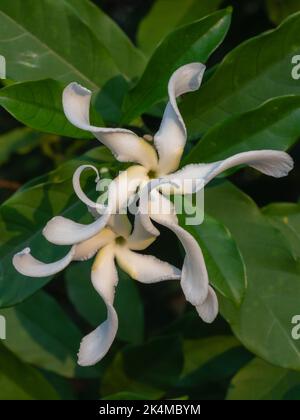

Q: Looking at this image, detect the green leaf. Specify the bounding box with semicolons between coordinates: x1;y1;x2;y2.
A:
178;335;251;392
0;80;95;138
64;0;146;79
0;343;60;400
266;0;300;25
205;181;300;370
0;147;115;308
137;0;223;56
184;95;300;165
179;210;246;305
0;0;119;88
181;11;300;140
122;9;232;124
66;262;144;344
262;203;300;259
0;127;46;166
0;290;100;378
227;357;300;400
101;336;183;398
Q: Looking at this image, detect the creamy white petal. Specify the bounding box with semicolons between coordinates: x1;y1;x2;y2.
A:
196;286;219;323
43;166;147;246
13;247;75;277
151;213;209;306
155;63;206;175
137;179;179;237
115;246;181;283
126;215;156;251
171;150;294;187
73;228;116;261
73;165;106;212
63;83;158;170
78;244;118;366
108;214;132;239
43;212;111;246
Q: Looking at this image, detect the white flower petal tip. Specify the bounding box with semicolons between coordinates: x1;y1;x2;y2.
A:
66;82;91;97
251;151;294;178
196;286;219;324
170;62;206;98
13;247;74;278
77;304;118;367
43;214;110;245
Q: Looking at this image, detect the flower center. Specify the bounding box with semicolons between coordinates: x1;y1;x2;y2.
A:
147;170;157;179
115;236;126;246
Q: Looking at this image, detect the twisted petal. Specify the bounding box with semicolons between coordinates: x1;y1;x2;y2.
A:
155;63;206;175
63;83;158;170
73;228;116;261
43;213;111;246
13;247;75;277
78;244;118;366
171;150;294;187
151;213;209;306
108;214;132;239
115;246;180;283
126;215;156;251
43;166;147;246
196;286;218;323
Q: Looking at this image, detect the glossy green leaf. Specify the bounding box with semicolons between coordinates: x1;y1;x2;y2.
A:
0;343;59;400
185;95;300;165
66;262;144;344
227;357;300;400
122;9;232;123
0;0;119;88
0;127;46;165
0;291;100;378
179;210;246;305
205;181;300;370
101;336;183;398
64;0;145;80
181;12;300;140
262;203;300;259
137;0;223;56
0;147;115;308
0;80;96;138
266;0;300;25
178;335;251;392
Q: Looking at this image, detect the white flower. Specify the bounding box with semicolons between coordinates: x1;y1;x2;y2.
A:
13;211;180;366
62;62;293;321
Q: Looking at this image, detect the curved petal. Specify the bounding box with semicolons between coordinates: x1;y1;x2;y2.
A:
137;179;179;237
196;286;219;323
115;246;181;283
126;215;156;251
63;83;158;170
43;212;111;246
155;63;206;175
171;150;294;187
78;244;118;366
13;247;75;277
151;213;209;306
43;166;147;246
73;228;116;261
108;214;132;239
